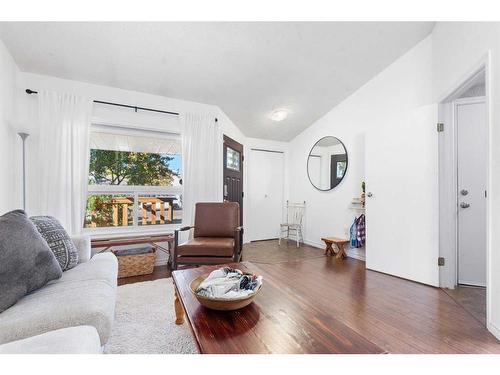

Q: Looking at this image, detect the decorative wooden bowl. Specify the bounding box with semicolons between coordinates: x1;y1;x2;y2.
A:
189;273;262;311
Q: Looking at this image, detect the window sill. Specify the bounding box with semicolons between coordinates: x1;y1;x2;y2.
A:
83;224;182;239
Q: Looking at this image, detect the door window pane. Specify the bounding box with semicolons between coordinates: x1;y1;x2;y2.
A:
336;161;347;179
226;147;240;171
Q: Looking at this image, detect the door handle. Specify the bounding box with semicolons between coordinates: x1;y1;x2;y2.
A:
460;202;470;209
366;192;373;198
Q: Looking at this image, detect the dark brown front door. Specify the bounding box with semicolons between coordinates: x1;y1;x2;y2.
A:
223;135;243;225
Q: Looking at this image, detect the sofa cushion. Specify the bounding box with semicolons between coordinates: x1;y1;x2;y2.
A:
0;210;62;313
177;237;235;257
0;252;118;345
0;326;102;354
31;216;79;271
70;235;91;263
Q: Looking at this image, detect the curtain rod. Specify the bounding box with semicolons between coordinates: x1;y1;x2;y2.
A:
25;88;186;118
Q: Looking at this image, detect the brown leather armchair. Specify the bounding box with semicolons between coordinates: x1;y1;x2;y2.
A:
172;202;243;270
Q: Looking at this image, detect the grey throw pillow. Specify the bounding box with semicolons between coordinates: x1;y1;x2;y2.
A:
0;210;62;313
30;216;79;271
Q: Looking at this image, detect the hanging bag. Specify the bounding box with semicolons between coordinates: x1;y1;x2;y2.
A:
350;217;358;248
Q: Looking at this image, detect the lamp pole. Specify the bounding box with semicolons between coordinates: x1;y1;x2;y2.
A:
17;132;29;211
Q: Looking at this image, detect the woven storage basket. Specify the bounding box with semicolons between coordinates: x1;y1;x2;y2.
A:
113;247;157;278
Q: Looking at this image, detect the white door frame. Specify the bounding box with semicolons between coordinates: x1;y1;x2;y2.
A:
437;52;492;331
453;96;486;287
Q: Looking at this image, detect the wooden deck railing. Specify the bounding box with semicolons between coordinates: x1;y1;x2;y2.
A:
87;196;176;227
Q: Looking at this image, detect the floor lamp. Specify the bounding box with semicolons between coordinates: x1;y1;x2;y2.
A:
17;132;29;211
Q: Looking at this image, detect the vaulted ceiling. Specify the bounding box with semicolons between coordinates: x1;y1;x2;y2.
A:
0;22;434;141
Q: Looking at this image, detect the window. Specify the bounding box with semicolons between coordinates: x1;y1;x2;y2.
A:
85;126;182;230
226;146;240;171
336;161;347;179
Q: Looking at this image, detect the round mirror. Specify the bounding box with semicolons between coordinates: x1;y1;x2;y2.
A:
307;136;348;191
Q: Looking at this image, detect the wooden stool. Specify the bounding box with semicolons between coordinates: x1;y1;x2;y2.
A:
321;237;349;259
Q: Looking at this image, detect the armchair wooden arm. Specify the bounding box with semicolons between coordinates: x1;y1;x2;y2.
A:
173;226;194;270
178;226;194;232
234;226;244;262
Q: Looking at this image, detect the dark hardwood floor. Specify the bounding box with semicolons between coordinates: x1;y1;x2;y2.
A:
256;256;500;353
118;239;321;286
443;285;487;326
117;239;500;353
243;239;324;263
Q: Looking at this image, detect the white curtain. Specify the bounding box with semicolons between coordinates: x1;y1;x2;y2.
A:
38;91;93;235
181;112;223;230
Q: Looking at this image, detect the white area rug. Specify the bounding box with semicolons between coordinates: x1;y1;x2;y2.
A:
106;278;198;354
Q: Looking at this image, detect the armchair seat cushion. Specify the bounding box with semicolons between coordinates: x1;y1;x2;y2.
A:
177;237;235;257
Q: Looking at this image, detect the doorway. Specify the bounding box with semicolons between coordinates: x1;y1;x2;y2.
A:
223;135;244;225
456;96;487;287
438;66;489;327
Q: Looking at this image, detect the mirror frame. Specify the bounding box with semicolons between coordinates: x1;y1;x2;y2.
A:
306;136;348;191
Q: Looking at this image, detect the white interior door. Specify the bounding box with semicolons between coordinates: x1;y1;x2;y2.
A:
247;149;284;241
456;98;487;287
365;104;439;286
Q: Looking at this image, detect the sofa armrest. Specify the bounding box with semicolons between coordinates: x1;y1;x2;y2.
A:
71;235;91;263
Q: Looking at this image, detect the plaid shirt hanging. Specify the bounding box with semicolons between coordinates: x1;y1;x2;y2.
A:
356;214;366;247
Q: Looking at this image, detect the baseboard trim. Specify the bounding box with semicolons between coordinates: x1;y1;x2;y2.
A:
303;239;324;249
487;322;500;341
346;250;366;261
154;259;169;267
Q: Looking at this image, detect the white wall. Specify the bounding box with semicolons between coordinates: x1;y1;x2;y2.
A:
0;39;20;214
431;22;500;339
288;36;433;248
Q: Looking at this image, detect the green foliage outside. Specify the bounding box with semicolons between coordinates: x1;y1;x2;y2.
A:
86;194;114;227
88;149;176;186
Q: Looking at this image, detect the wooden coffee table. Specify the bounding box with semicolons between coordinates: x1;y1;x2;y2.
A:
171;262;384;354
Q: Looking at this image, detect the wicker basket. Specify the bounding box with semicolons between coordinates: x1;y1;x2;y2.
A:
113;248;157;278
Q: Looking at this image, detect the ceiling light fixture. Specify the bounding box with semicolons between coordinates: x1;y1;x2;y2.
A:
269;108;288;122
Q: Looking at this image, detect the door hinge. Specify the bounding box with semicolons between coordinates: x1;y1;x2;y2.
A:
438;257;445;266
241;191;244;198
241;155;244;162
437;123;444;132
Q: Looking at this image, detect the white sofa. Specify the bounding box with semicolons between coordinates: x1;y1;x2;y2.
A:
0;236;118;351
0;326;102;354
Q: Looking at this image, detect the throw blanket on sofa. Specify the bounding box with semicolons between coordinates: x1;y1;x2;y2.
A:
196;267;262;299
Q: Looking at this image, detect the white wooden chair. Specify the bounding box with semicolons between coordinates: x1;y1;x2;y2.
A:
279;201;305;247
